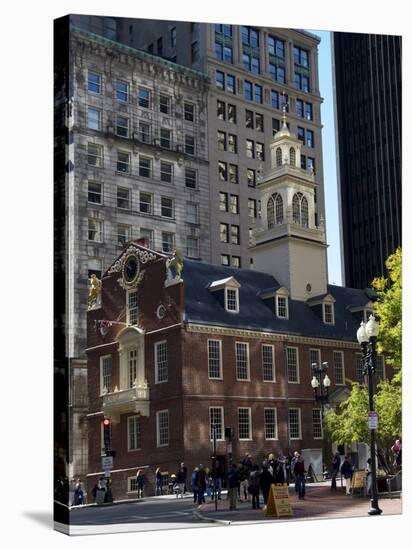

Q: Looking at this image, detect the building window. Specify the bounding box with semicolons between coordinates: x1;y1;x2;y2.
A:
226;288;239;313
186;202;198;224
292;192;309;227
268;36;285;58
229;164;238;183
286;347;299;383
227;74;236;94
238;407;252;440
272;118;280;136
185;168;197;188
140;228;154;249
255;113;264;132
170;27;176;48
256;142;264;160
219;192;228;212
244;80;253;101
116;80;129;102
264;408;278;439
117;224;131;246
160;128;171;149
305;102;313;120
297;126;305;143
186;236;199;258
117;186;130;209
307;157;315;172
312;409;323;438
127;290;138;326
156;410;169;447
155;341;168;383
159;94;170;115
356;353;364;383
220;223;229;243
235;342;249;379
310;349;321;371
254;84;262;104
208;340;222;379
231;224;240;244
88;218;103;242
221;254;230;266
306;129;314;148
138;122;151;143
139;156;152;178
209;407;224;440
87;107;101;131
216;70;225;90
276;295;288;319
243;53;260;74
246;139;254;158
138;87;151;109
87;143;103;167
228;134;237;153
241;26;259;47
248;198;257;218
217;131;227;151
88;71;101;94
191;40;199;64
245;109;254;129
217;100;226;120
333;351;345;385
128;416;141;450
289;147;296;166
117;151;130;173
323;303;335;325
262;344;275;382
162;232;175;253
116;115;129;137
218;161;228;181
161;197;174;218
230;194;239;214
88;181;102;204
100;355;112;394
160;161;173;183
139;192;152;214
247;168;256;188
294;73;310;92
127;349;138;387
294;46;309;67
185;135;195;155
267;193;283;228
288;408;302;439
231;256;241;268
228;104;236;123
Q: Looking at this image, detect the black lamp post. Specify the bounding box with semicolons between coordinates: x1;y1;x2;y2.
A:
311;361;331;477
356;315;383;516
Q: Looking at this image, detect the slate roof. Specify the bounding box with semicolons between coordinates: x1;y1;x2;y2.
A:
182;259;373;343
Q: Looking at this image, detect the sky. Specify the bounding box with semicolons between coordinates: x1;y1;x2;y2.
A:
314;30;343;286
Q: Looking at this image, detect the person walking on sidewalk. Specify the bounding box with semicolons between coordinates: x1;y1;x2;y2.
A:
227;463;240;511
135;470;145;498
238;463;249;502
176;463;187;498
191;467;199;503
211;460;223;500
341;456;353;495
248;464;261;509
155;467;163;496
290;451;300;492
331;453;341;490
293;455;306;499
195;464;207;505
260;460;274;509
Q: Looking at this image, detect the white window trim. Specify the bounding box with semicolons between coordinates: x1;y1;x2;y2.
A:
322;302;335;325
312;408;323;439
99;354;112;396
156;409;169;447
235;341;250;381
127;476;139;493
289;407;302;440
209;406;225;441
286;346;300;384
225;287;239;313
276;294;289;319
262;344;276;383
154;340;168;384
207;339;223;380
238;407;253;440
333;350;346;386
87;70;101;94
126;289;138;326
127;415;141;452
264;407;278;440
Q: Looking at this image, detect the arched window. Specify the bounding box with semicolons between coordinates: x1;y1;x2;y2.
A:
276;147;282;167
274;193;283;224
267;196;275;228
289;147;296;166
292;192;309;227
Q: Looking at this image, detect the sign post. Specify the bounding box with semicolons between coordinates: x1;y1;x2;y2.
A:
266;483;293;517
368;411;379;430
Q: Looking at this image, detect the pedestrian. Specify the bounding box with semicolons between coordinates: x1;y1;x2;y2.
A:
341;456;353;495
293;454;306;499
179;462;188;493
248;464;261;509
331;452;341;490
155;467;163;496
227;463;239;510
73;479;84;506
195;464;207;505
96;476;107;505
285;453;293;484
191;467;199;503
391;439;402;469
267;453;276;477
211;460;223;500
135;469;145;498
241;453;253;471
273;456;285;484
366;458;372;495
290;451;300;492
259;460;274;509
176;463;187;498
238;462;249;501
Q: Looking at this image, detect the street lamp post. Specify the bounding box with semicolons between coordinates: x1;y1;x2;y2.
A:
311;361;331;477
357;315;383;516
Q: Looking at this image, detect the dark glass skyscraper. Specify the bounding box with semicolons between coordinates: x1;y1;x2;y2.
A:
332;32;401;289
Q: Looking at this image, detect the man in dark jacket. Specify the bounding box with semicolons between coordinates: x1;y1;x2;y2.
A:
227;464;240;510
195;464;207;505
248;464;261;509
341;456;353;495
259;460;274;508
293;455;306;499
211;460;223;500
331;453;341;490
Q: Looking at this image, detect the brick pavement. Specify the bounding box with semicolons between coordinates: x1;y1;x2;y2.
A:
196;484;402;523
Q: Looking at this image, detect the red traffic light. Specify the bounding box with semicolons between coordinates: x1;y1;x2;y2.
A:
103;418;110;427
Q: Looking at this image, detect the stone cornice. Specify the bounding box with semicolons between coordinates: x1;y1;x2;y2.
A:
186;323;359;349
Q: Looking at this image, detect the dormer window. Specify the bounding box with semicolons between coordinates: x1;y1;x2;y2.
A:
275;286;289;319
226;288;239;313
323;302;334;324
209;276;241;314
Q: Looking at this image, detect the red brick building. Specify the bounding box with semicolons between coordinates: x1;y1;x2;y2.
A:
86;240;385;500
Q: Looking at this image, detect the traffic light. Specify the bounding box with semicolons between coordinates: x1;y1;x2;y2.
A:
103;418;111;454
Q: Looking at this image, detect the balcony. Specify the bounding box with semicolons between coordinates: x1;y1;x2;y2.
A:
102;383;150;422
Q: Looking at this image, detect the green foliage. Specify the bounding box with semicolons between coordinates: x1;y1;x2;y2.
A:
375;380;402;447
371;248;402;373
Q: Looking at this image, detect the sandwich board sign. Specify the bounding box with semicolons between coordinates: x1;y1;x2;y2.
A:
266;483;293;517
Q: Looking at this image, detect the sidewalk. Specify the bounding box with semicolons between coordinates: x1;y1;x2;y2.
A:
195;484;402;524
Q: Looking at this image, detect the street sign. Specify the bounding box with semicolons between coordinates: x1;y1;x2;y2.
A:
368;411;379;429
102;456;113;470
266;484;293;517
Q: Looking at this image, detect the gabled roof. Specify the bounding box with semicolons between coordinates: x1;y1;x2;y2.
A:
209;276;241;290
103;240;166;277
182;259;373;342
